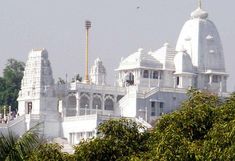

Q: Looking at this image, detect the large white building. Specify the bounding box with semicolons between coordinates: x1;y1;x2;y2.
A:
0;3;229;146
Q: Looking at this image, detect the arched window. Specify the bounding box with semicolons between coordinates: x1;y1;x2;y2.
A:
143;70;149;78
212;75;221;83
67;96;76;116
104;98;114;111
79;95;90;115
80;96;89;108
92;97;102;109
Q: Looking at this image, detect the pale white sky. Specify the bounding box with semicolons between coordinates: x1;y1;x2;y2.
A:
0;0;234;91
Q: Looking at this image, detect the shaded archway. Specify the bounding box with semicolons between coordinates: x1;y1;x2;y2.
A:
80;95;90;115
104;98;114;111
92;96;102;109
67;96;76;116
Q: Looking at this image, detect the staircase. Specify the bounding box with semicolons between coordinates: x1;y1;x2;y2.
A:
0;115;26;136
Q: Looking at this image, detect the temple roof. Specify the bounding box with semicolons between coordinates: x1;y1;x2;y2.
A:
117;48;163;70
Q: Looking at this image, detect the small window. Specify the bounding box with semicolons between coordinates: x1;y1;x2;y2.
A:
88;131;93;137
151;101;155;107
143;70;149;78
176;77;180;86
159;102;164;115
212;75;221;83
151;102;156;116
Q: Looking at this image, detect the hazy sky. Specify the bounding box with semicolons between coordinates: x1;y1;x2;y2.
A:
0;0;234;91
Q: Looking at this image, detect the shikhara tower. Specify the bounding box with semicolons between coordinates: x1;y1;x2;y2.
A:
0;2;229;146
175;2;228;92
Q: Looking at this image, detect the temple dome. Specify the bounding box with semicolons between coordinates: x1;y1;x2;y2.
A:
117;48;162;70
176;7;226;73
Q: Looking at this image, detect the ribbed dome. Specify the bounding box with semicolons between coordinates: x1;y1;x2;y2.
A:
176;9;225;72
117;48;162;70
174;50;193;73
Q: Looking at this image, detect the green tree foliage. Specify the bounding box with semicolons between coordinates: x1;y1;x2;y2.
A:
0;125;75;161
74;118;150;161
139;90;235;161
28;143;75;161
0;59;25;111
0;126;41;161
75;74;82;82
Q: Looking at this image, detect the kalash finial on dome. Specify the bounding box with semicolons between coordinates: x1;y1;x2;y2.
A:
198;0;202;9
191;0;208;19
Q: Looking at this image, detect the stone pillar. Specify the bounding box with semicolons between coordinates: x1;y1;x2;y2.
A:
76;92;80;116
209;75;213;84
90;93;93;114
102;94;105;112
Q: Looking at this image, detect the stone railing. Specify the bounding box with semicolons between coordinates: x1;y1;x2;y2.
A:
0;115;25;128
63;114;98;122
63;112;120;122
137;87;187;98
69;82;126;94
64;108;114;117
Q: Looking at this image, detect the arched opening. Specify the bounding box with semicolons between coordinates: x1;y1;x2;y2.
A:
67;96;76;117
92;97;102;109
80;95;90;115
125;72;134;86
104;98;114;111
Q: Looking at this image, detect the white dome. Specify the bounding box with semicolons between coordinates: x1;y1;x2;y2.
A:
117;48;162;70
176;7;225;73
174;50;193;73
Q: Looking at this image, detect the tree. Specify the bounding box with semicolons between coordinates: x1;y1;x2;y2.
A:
28;143;75;161
135;90;235;161
74;118;150;161
3;59;25;89
71;74;82;83
57;77;66;85
199;93;235;160
75;74;82;82
0;126;41;161
0;59;25;111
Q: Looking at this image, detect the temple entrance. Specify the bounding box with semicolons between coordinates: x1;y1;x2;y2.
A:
25;102;32;114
